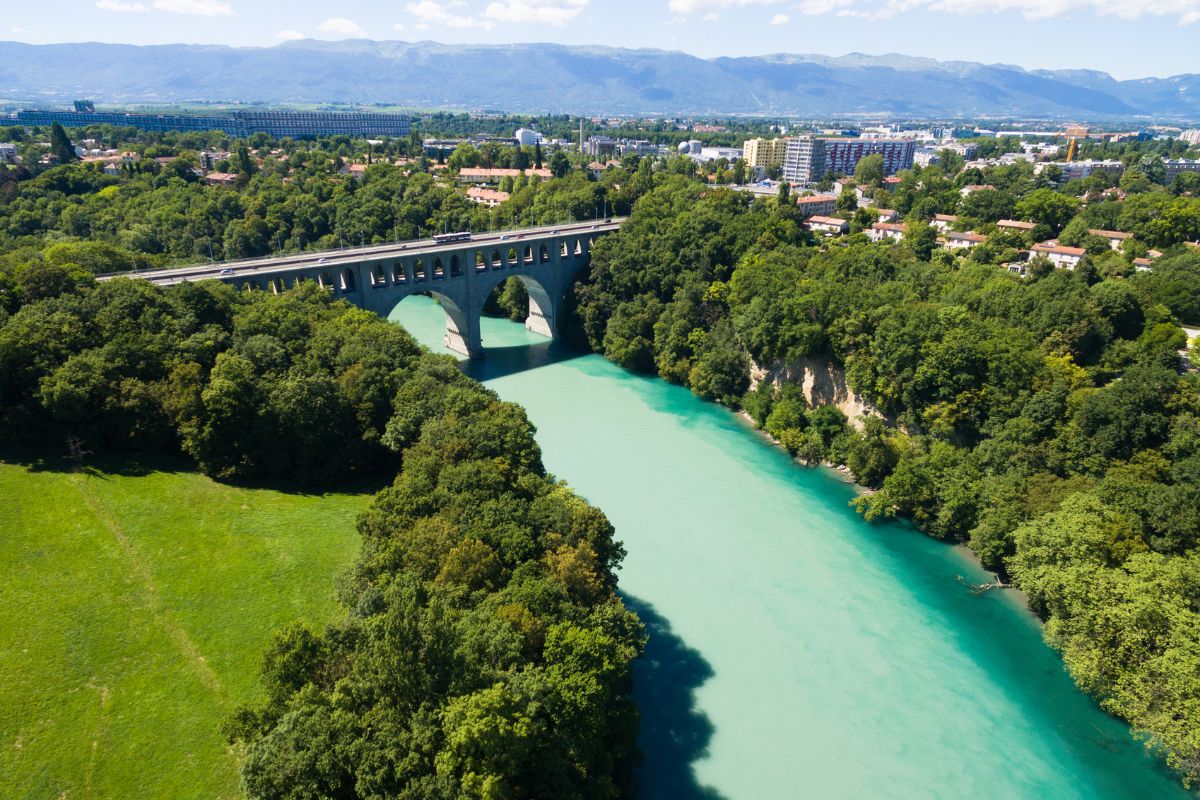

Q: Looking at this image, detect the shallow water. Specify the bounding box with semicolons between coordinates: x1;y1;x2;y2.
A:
393;296;1188;799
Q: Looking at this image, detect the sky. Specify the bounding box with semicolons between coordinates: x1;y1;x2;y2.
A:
3;0;1199;80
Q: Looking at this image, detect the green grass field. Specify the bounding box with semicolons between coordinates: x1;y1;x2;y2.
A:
0;454;370;799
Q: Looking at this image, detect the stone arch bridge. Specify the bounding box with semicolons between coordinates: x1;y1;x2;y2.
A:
123;219;624;357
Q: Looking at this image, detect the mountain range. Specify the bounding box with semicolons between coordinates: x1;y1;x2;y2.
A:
0;39;1197;120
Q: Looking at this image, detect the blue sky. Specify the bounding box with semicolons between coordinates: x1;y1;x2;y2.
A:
4;0;1199;79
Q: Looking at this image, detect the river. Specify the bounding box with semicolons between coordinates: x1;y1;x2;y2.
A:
392;296;1188;800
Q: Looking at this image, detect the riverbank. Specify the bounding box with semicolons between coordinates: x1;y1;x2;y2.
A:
735;409;876;496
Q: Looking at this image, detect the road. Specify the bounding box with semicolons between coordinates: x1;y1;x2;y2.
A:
104;218;626;286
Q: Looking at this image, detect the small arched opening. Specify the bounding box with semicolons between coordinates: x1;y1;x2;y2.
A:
413;259;426;280
560;240;569;258
507;247;519;267
539;244;550;263
372;264;387;287
491;250;504;269
340;268;356;291
393;262;407;284
573;239;583;257
450;254;463;276
523;245;534;264
475;251;487;272
432;257;445;279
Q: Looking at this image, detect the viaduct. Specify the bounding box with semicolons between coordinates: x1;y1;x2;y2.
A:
119;219;625;357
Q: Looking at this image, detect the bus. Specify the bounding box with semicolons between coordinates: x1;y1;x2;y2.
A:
433;231;472;244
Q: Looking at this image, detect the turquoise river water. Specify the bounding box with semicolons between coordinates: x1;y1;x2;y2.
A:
392;296;1189;800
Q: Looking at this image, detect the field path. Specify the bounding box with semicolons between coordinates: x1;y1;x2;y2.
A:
68;473;226;697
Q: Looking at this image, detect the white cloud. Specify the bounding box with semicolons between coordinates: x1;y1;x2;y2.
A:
11;26;27;32
95;0;149;11
769;11;790;22
702;10;721;18
276;29;304;40
668;0;782;12
393;22;406;30
152;0;233;15
317;16;367;36
788;0;1200;22
796;0;855;13
407;0;493;28
483;0;590;24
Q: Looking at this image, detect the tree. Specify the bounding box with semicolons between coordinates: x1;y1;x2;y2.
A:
1015;188;1079;235
49;123;77;164
534;142;543;170
549;149;571;179
854;153;885;186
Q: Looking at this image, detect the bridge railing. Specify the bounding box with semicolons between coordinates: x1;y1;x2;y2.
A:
98;217;626;280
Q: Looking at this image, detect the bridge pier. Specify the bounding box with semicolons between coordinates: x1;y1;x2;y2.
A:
444;312;484;358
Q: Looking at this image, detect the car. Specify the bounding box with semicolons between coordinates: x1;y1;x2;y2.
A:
499;235;508;240
550;229;559;234
218;268;235;275
604;217;612;223
317;257;328;265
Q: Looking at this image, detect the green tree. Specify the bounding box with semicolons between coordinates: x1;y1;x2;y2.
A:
854;154;885;186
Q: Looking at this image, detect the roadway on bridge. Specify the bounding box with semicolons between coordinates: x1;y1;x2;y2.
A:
117;219;626;286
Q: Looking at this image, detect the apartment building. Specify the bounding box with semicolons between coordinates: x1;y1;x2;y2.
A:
743;137;788;169
782;137;916;186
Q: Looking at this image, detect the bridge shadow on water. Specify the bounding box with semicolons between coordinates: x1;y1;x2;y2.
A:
622;594;729;800
458;336;592;382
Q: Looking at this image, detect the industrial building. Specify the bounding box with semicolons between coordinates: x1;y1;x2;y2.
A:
0;105;412;139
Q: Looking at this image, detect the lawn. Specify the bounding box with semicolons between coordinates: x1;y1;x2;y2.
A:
0;453;371;799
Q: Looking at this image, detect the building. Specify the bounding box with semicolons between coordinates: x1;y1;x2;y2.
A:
466;187;510;207
1030;242;1086;270
806;215;849;235
873;208;899;223
1088;229;1133;250
1038;160;1125;181
996;219;1037;234
794;193;838;219
0;142;18;164
514;128;544;147
1163;160;1200;183
940;231;988;251
931;214;959;231
1064;124;1091;138
743;137;788;169
1181;130;1200;146
960;184;995;197
783;137;916;185
868;222;907;243
457;167;553;183
585;136;618;159
203;172;238;187
0;106;412;139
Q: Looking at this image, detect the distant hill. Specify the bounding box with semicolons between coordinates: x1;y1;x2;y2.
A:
0;39;1197;120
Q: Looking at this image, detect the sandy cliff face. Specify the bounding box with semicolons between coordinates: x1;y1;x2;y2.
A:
749;356;882;430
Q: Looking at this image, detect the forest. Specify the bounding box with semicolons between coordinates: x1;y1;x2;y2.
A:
0;135;645;795
4;121;1200;789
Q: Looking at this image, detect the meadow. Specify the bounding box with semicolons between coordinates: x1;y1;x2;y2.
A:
0;454;369;799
